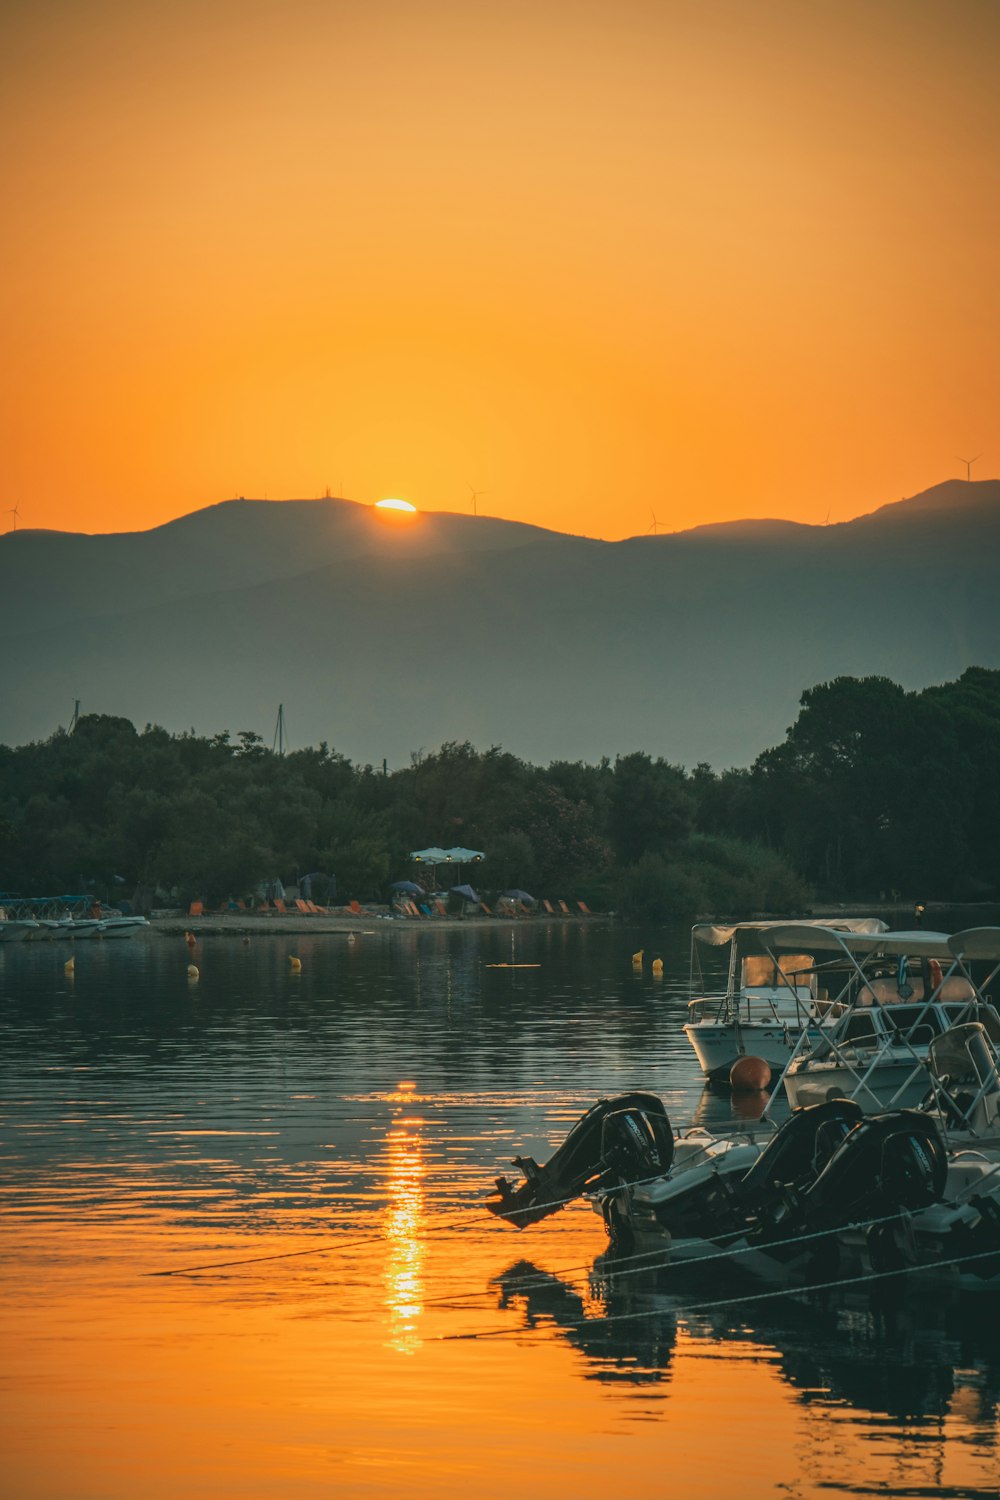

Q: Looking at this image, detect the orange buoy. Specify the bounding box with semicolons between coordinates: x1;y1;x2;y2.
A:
730;1055;771;1092
288;955;302;971
651;957;663;978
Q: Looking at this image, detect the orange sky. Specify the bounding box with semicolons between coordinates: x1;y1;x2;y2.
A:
2;0;997;540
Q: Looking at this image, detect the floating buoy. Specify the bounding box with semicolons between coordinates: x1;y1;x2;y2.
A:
288;955;302;971
64;956;75;974
730;1055;771;1092
184;930;196;945
242;936;251;945
347;933;356;945
186;963;199;980
651;958;663;978
632;948;644;967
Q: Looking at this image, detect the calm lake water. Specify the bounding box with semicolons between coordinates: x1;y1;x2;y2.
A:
2;920;998;1499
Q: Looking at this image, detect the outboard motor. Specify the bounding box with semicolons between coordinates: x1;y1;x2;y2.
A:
734;1098;865;1215
486;1092;671;1227
647;1098;865;1247
789;1109;947;1235
600;1104;674;1185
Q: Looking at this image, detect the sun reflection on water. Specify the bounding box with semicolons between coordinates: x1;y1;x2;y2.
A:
381;1082;426;1355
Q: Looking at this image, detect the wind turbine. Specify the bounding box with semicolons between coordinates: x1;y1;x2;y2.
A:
647;509;665;535
7;504;20;531
957;454;981;482
467;483;486;516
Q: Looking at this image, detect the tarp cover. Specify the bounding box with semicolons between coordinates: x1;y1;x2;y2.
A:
760;925;954;959
949;928;1000;962
693;917;887;948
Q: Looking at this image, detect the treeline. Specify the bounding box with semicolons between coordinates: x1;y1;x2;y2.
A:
1;667;997;917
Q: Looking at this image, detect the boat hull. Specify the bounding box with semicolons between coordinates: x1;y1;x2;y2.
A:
683;1020;822;1083
784;1055;934;1113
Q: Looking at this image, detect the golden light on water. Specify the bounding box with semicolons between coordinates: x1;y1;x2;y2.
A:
382;1120;427;1356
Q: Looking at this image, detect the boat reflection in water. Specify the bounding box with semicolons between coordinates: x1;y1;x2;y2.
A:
492;1249;1000;1474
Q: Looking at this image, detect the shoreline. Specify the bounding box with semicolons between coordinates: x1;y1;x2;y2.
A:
150;910;608;937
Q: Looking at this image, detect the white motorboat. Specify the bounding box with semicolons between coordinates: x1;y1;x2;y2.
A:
0;916;41;942
97;915;150;938
762;926;1000;1113
682;917;888;1083
486;950;1000;1293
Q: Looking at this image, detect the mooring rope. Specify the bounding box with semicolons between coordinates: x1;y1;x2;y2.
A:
148;1123;754;1276
421;1205;922;1306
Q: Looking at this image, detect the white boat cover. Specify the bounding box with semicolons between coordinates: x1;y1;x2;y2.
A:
759;924;954;959
692;917;887;948
949;928;1000;962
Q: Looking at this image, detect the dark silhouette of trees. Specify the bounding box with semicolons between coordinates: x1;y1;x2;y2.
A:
1;668;997;915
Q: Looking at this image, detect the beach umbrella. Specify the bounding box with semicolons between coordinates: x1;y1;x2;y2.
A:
390;880;425;895
450;884;480;903
410;847;450;863
444;847;484;863
502;888;536;903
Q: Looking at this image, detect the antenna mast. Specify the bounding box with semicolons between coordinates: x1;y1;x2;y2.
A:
272;704;287;756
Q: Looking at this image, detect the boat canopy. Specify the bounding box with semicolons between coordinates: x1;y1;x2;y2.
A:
949;928;1000;962
692;917;887;949
759;924;956;959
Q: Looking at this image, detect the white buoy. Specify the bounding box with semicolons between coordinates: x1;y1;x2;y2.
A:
187;963;199;980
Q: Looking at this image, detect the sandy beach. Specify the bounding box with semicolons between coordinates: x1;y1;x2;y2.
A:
150;909;607;937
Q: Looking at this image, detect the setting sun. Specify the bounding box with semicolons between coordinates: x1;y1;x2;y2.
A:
375;499;418;515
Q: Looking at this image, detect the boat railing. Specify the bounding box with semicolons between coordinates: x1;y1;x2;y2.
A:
924;1023;1000;1137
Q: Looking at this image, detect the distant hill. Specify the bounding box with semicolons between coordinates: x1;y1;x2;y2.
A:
2;479;998;769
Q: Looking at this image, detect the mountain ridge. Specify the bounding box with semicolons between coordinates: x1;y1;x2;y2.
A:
3;480;998;768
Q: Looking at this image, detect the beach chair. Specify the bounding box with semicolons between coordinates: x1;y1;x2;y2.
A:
273;898;288;914
541;899;556;915
306;901;326;914
294;899;313;915
433;899;448;916
188;901;204;917
349;900;362;915
577;901;592;916
479;902;496;917
557;900;571;915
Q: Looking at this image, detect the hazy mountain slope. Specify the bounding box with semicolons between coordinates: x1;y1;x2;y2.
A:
3;480;998;768
0;497;566;636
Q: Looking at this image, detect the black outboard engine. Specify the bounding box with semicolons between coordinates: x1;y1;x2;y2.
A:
600;1104;674;1186
798;1109;947;1232
646;1098;865;1246
487;1092;672;1227
734;1097;865;1215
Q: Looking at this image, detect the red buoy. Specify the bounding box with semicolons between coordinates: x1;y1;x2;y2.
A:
730;1055;771;1092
